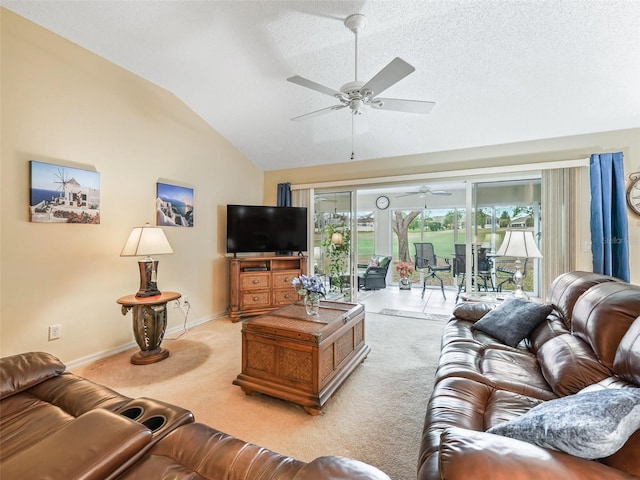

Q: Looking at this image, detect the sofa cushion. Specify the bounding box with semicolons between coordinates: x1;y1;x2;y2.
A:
537;334;612;397
613;316;640;384
471;298;552;348
571;282;640;369
487;389;640;459
528;313;570;353
546;271;620;327
0;352;65;400
435;341;556;401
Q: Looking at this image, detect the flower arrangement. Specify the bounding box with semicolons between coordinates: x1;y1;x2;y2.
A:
395;262;414;278
291;274;326;298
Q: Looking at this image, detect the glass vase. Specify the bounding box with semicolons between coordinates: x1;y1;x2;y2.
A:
304;293;320;316
399;277;412;290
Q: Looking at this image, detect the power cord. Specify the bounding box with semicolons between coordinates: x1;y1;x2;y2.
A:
165;299;191;340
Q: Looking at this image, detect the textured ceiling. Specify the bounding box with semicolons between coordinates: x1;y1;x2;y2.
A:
3;0;640;171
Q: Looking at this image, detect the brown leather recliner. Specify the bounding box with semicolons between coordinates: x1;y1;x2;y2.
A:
418;271;640;480
0;351;390;480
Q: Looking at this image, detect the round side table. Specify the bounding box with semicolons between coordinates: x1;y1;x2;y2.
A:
117;291;181;365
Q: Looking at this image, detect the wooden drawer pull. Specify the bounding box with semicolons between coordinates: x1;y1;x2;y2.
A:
253;296;259;301
252;279;260;284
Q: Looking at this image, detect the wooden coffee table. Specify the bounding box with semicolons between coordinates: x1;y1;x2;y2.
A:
233;300;370;415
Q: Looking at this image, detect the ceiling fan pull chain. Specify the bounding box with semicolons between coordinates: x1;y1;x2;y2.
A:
351;115;355;160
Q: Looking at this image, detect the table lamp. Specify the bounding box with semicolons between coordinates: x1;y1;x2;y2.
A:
495;229;542;299
120;223;174;297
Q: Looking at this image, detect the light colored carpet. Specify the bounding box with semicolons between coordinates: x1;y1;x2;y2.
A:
73;312;445;480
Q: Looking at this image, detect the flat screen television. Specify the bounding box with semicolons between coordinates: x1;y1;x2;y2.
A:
226;204;308;255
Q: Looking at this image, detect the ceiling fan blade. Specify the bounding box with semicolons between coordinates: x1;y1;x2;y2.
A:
373;98;436;114
395;192;420;197
291;104;346;122
362;57;415;96
430;190;452;196
287;75;343;98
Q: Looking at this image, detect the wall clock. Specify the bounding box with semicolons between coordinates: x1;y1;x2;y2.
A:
627;173;640;216
376;196;390;210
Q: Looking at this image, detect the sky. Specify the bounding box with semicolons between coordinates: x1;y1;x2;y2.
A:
30;160;100;190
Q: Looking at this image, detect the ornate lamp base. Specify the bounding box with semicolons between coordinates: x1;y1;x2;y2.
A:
135;259;162;298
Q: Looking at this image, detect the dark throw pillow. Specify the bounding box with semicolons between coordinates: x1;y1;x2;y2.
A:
487;389;640;459
471;297;552;347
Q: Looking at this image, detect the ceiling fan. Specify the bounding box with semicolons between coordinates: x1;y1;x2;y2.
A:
396;186;452;198
287;13;436;122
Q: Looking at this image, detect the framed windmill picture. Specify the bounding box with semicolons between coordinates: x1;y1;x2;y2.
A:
29;161;101;224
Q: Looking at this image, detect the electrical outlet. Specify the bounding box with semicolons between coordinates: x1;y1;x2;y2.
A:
48;324;61;341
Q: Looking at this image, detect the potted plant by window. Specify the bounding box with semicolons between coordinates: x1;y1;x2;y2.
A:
396;262;414;290
322;224;351;294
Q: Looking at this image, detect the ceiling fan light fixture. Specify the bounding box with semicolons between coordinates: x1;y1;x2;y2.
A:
350;98;364;115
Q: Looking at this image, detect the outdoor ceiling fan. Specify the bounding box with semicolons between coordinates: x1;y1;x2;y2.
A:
287;13;436;122
396;185;452;198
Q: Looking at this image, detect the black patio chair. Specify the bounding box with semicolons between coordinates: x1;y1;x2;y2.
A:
453;244;494;302
414;243;451;300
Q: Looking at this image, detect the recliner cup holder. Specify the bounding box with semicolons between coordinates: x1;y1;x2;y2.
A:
142;415;166;432
120;406;144;420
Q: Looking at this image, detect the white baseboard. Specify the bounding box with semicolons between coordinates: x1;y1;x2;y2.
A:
66;312;226;370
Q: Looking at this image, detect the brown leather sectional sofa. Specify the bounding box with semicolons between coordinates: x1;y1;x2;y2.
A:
0;351;390;480
418;271;640;480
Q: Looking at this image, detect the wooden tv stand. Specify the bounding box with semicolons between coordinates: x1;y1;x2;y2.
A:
228;255;307;321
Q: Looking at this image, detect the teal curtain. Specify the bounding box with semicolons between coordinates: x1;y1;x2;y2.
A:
589;153;630;281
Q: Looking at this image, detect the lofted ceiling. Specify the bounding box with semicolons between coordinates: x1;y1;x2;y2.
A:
3;0;640;171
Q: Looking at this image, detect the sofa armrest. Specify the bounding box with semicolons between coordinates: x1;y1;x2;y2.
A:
0;409;152;480
293;456;391;480
438;427;636;480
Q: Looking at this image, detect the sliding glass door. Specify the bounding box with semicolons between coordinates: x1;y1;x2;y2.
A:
471;178;542;297
313;191;355;302
309;175;543;301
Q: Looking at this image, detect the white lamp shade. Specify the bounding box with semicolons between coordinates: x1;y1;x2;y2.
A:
496;230;542;258
120;223;173;257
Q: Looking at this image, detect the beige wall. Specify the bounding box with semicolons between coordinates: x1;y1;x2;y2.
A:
264;129;640;284
1;9;263;364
